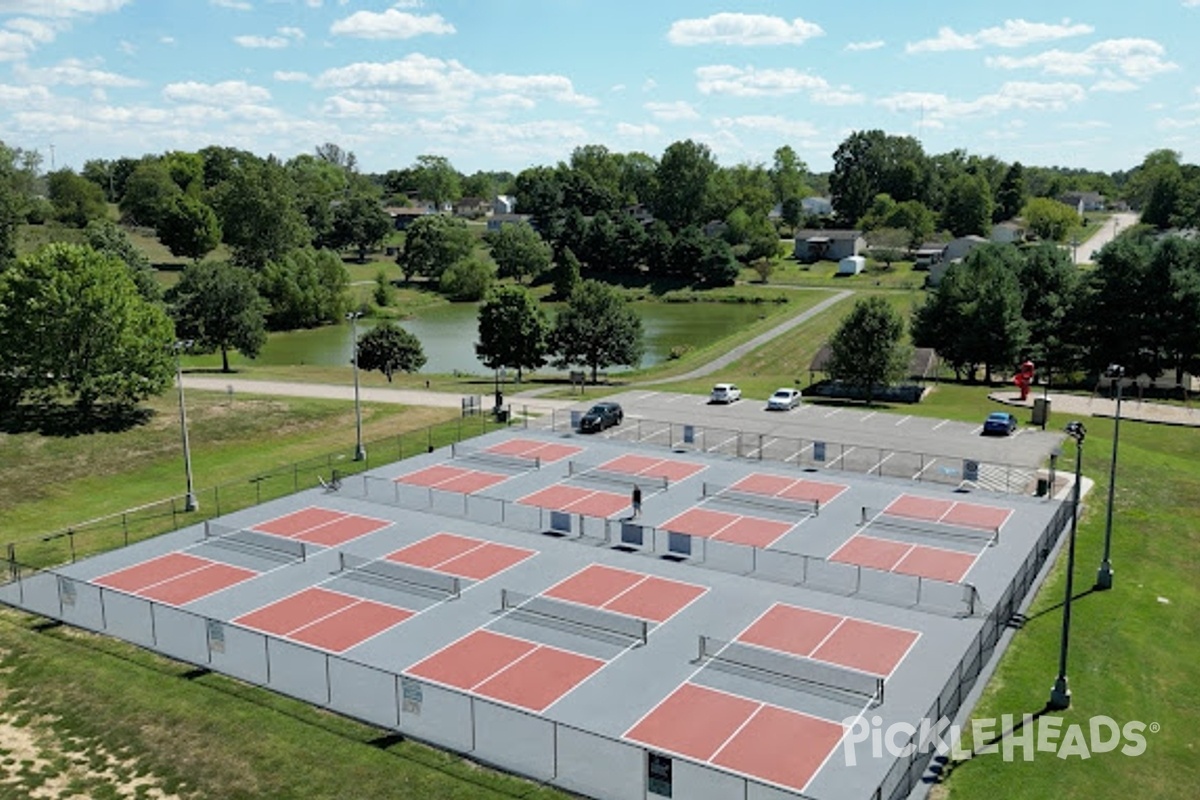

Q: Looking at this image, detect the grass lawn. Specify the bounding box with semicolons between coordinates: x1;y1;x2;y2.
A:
747;256;927;291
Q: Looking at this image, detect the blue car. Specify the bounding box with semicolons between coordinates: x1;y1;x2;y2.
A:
982;412;1019;436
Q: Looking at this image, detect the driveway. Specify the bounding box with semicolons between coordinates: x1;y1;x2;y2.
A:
1075;211;1138;264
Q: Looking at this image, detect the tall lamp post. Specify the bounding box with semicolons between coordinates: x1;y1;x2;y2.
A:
1050;420;1086;710
1097;364;1124;590
347;312;366;462
174;340;198;512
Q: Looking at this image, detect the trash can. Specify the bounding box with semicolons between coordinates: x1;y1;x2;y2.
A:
1036;478;1049;497
495;407;509;423
1032;397;1050;426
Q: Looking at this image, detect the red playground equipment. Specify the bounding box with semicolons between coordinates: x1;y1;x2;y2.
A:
1014;360;1035;400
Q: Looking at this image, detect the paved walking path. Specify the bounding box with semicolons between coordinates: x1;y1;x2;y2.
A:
990;390;1200;427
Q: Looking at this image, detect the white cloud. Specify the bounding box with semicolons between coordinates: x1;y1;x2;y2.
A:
273;70;310;83
314;53;596;113
0;82;52;103
642;78;657;92
878;81;1086;120
117;39;134;55
163;80;271;106
987;38;1177;83
615;122;660;137
210;0;251;9
0;16;58;60
644;100;699;121
1184;0;1200;7
845;40;884;52
1059;120;1110;129
712;115;819;139
330;9;454;40
0;0;130;18
695;64;863;104
278;26;304;40
907;19;1093;53
1091;78;1138;93
667;13;823;46
15;58;141;87
235;25;304;49
322;95;387;118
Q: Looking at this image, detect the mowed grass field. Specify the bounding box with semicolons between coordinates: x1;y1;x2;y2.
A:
0;291;1197;798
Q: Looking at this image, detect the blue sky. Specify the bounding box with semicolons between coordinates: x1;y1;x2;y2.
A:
2;1;1198;176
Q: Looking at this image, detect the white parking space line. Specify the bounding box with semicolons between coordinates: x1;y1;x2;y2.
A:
634;392;658;400
826;445;854;467
662;395;691;404
707;434;738;453
931;419;950;431
871;452;895;474
861;412;877;422
783;441;814;463
894;415;911;426
825;408;842;418
969;425;983;435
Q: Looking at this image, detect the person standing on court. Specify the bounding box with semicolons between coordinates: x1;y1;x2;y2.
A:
631;485;642;518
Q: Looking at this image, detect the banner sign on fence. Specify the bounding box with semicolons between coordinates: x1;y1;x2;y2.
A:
964;459;980;482
549;510;572;535
667;532;692;557
814;441;826;462
620;522;645;547
647;752;673;797
401;677;423;716
57;576;76;608
682;425;694;445
570;411;582;429
206;620;226;654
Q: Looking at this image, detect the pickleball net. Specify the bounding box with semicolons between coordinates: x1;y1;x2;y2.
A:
500;588;648;646
567;461;669;493
698;635;884;704
861;506;1000;546
702;482;820;517
203;522;308;563
450;442;540;472
338;552;461;599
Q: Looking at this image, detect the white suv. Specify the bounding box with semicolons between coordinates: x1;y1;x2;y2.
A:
710;383;741;404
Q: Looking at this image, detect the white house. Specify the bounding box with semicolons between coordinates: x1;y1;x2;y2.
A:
943;235;989;263
801;196;833;216
991;221;1026;244
492;195;517;216
794;229;865;262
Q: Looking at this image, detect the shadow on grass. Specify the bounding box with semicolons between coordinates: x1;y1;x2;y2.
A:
1011;587;1100;628
924;702;1056;785
0;402;154;437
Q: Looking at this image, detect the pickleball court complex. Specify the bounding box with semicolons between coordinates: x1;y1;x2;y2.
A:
0;420;1071;800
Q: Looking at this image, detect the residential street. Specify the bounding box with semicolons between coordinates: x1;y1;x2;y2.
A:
1074;211;1139;264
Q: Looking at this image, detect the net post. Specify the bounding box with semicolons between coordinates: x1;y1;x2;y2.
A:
338;551;347;573
450;575;461;599
813;498;821;517
860;505;868;525
697;634;706;662
203;519;211;538
500;587;509;611
876;678;885;705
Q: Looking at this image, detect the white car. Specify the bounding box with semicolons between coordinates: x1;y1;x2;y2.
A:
767;388;802;410
710;383;741;404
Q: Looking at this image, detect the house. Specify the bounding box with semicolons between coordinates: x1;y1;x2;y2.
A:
794;229;865;262
625;203;655;224
703;220;729;238
386;206;431;231
454;197;489;218
492;195;517;216
943;235;989;263
801;196;834;216
487;213;532;232
1058;191;1106;214
913;242;948;270
991;221;1026;245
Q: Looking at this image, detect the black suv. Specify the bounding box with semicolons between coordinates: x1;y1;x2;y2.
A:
579;402;623;433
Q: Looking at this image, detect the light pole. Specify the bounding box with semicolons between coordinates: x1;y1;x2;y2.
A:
174;340;198;512
347;312;366;462
1097;364;1124;590
1049;420;1086;710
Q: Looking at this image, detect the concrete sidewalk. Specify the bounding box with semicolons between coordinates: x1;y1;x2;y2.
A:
990;390;1200;427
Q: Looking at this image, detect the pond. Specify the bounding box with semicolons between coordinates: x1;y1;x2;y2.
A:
249;301;772;375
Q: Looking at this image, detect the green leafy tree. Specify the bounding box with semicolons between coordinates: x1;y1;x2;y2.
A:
696;238;741;287
826;297;912;405
488;222;552;283
550;279;644;382
0;243;175;411
162;150;204;194
210;158;310;268
1021;197;1078;242
995;162;1027;222
167;260;268;372
1;141;29;265
941;173;994;237
397;214;474;282
119;160;181;227
651;139;718;230
476;285;550;380
84;220;159;301
830;130;929;224
411;155;461;207
582;211;620;270
865;228;910;268
259;248;350;330
618;151;658;205
373;268;395;308
552;247;582;300
157;195;222;261
47;169;107;227
513;165;564;233
330;193;392;262
356;322;426;381
287;153;350;247
1017;242;1083;387
770;145;809;206
1080;232;1169;379
439;255;495;301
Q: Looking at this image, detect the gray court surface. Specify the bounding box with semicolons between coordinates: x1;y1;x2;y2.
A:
0;405;1071;800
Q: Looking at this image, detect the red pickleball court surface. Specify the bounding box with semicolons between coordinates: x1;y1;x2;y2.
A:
93;552;257;606
660;507;793;549
625;683;846;794
484;438;582;464
597;453;706;483
542;564;707;624
233;586;414;653
885;493;1012;532
384;532;536;581
406;629;604;712
394;464;510;493
518;485;631;518
830;534;980;583
251;506;391;547
731;473;849;508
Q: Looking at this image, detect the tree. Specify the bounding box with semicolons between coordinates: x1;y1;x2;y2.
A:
1017;242;1083;387
696;238;741;287
439;255;495;301
770;145;808;206
830;130;929;224
1080;233;1168;379
865;228;910;268
168;260;268;372
259;248;350;330
488;222;552;283
411;155;461;207
0;243;175;412
157;195;222;261
941;173;993;237
210;157;310;268
995;162;1027;222
47;169;107;227
1;142;30;265
550;280;644;382
476;285;550;380
651;139;718;230
397;214;474;281
552;247;582;300
119;160;181;227
330;193;392;262
356;322;426;382
825;297;911;405
84;220;159;301
1021;197;1078;242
